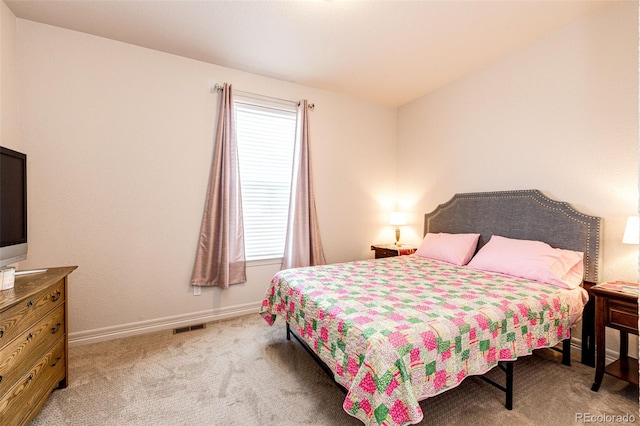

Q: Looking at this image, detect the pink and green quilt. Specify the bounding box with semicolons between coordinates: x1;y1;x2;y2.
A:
260;255;582;426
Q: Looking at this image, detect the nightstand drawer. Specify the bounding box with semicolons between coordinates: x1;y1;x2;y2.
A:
371;244;417;259
375;247;398;258
609;300;639;332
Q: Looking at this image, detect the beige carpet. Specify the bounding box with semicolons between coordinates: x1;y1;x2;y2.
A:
32;314;639;426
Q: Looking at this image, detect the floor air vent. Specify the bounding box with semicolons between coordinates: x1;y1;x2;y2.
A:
173;323;206;334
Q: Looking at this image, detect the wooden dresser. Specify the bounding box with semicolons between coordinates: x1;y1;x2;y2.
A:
0;266;77;425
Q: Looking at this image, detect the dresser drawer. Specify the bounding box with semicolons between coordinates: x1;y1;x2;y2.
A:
0;279;65;346
0;304;65;397
0;338;65;426
609;299;639;332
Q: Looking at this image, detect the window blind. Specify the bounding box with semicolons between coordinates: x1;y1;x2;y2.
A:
235;99;296;261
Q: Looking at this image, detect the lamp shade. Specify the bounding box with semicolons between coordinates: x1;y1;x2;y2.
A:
389;212;407;226
622;216;639;245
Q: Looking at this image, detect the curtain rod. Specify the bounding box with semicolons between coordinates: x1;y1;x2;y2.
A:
212;83;315;111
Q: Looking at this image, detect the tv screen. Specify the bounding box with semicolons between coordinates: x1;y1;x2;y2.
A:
0;146;27;268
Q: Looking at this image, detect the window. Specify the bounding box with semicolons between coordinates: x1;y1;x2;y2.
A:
234;96;297;261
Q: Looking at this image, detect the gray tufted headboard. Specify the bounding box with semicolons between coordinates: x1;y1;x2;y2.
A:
424;190;602;283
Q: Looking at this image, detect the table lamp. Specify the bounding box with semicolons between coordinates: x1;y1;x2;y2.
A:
389;212;407;246
622;216;639;245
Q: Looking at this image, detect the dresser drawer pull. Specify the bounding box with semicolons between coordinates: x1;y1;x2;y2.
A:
26;300;34;308
51;355;63;367
0;375;3;383
51;323;62;334
0;329;3;339
51;291;61;302
26;333;33;342
25;374;33;384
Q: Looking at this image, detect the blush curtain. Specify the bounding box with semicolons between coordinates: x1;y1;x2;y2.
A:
282;100;326;269
191;83;247;288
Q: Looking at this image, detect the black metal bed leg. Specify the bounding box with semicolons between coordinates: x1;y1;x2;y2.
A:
505;361;513;410
562;336;571;366
286;322;291;340
479;361;515;409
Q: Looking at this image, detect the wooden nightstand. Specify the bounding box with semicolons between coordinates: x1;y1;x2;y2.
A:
371;244;417;259
590;281;639;392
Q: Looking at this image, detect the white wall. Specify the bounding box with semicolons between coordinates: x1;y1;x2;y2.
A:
16;20;397;343
397;2;638;357
0;1;18;150
13;2;639;355
398;2;638;283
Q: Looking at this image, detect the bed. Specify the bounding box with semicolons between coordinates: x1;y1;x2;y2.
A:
260;189;601;426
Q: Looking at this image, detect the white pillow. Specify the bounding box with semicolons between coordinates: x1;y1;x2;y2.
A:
414;232;481;266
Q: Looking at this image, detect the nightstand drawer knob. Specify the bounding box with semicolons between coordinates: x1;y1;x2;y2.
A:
51;323;61;334
26;300;34;308
51;291;61;302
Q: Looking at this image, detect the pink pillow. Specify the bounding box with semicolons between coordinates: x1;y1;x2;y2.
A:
467;235;584;289
414;233;480;266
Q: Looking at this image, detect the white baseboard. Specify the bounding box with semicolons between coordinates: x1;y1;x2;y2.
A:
570;336;618;364
70;310;626;364
68;302;261;347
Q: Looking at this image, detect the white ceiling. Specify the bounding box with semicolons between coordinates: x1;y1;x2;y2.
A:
5;0;611;107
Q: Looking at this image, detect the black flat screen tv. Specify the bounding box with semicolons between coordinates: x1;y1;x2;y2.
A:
0;146;27;268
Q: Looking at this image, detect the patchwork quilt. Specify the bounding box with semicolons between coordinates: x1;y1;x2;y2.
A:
260;255;581;426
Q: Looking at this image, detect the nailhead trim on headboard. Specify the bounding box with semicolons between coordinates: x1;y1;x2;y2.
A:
424;189;602;283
